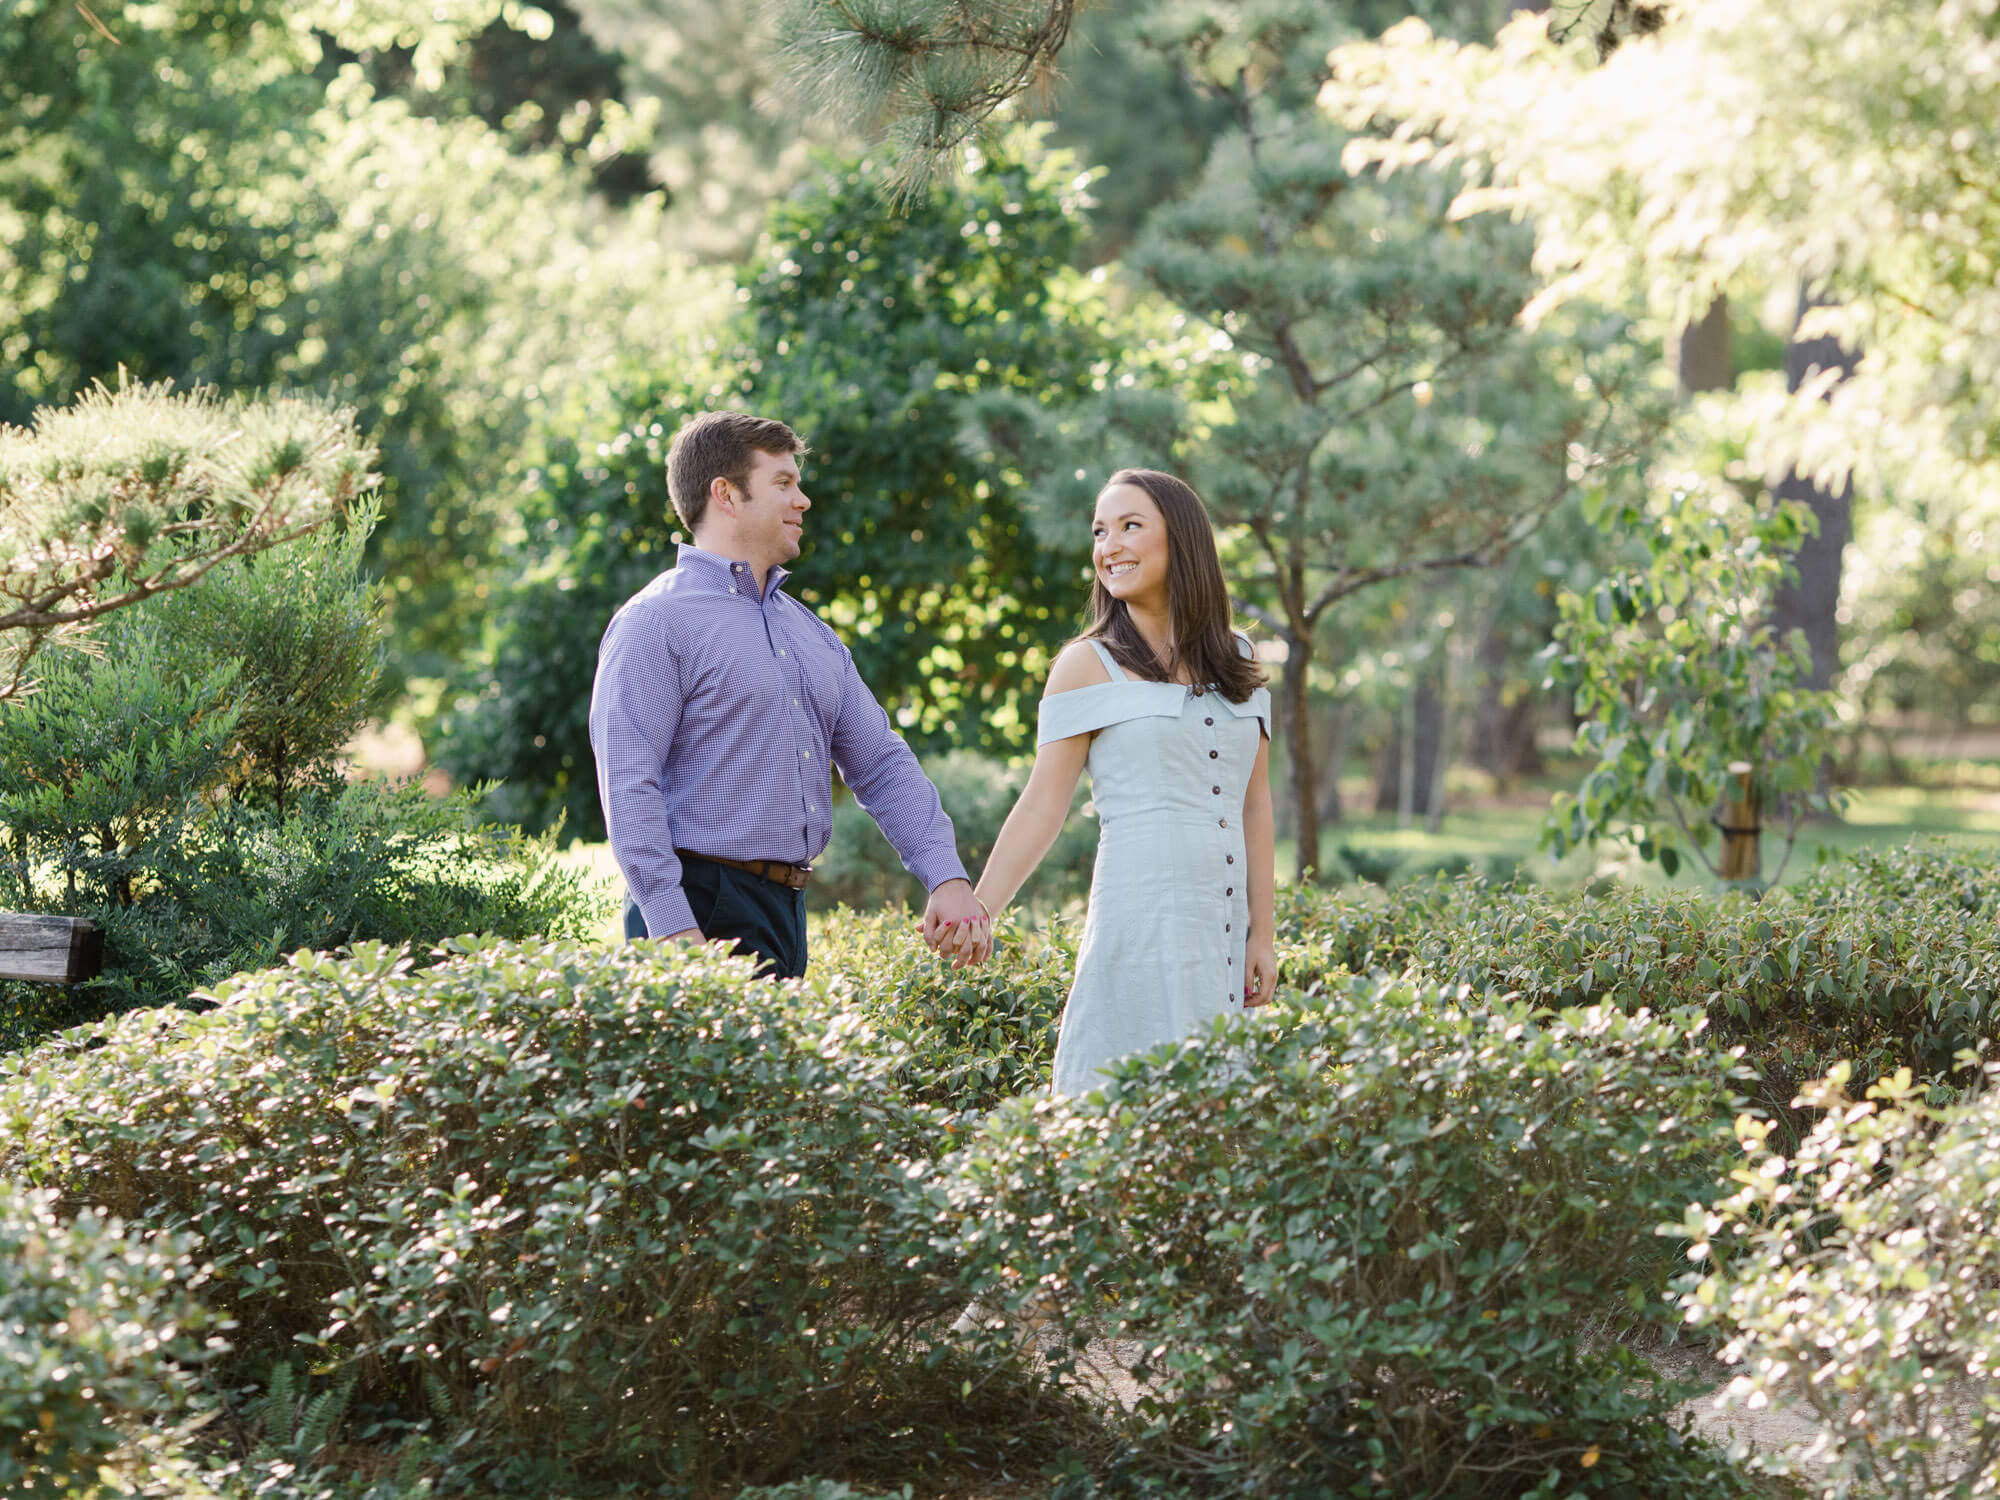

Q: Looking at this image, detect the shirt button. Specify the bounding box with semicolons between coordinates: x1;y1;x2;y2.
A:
802;749;811;760
778;648;787;657
729;586;737;594
793;697;800;706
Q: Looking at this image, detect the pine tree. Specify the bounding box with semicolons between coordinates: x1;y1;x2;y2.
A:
0;383;372;699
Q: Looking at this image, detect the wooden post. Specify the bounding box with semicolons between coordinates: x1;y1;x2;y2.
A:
0;914;104;984
1717;765;1761;884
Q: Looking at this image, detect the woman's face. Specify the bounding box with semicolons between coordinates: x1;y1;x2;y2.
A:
1092;482;1170;609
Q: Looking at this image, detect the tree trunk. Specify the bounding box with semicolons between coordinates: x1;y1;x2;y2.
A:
1472;681;1543;786
1717;769;1761;883
1673;294;1733;396
1768;289;1860;694
1316;699;1347;826
1375;673;1444;818
1282;639;1320;883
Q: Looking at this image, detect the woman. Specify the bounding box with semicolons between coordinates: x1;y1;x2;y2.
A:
947;468;1276;1094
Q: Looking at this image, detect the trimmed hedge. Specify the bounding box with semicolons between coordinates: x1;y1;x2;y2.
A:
0;1178;212;1491
1680;1064;2000;1498
1277;841;2000;1123
812;907;1073;1115
940;980;1759;1499
1;939;1075;1493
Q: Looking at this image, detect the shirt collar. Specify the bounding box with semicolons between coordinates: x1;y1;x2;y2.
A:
676;542;788;599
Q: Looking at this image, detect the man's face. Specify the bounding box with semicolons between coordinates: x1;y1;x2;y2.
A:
729;448;811;569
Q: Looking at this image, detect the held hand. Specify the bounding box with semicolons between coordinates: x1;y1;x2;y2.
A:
1243;938;1278;1008
665;928;705;945
923;879;992;967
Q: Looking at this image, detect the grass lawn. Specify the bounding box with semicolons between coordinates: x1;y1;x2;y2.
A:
1284;773;2000;892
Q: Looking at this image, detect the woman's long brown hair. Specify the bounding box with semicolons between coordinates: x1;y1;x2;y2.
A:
1083;468;1264;704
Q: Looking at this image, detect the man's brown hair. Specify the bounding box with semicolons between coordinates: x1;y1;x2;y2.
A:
666;411;807;532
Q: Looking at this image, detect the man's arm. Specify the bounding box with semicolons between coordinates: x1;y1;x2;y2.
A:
825;641;977;944
588;608;701;941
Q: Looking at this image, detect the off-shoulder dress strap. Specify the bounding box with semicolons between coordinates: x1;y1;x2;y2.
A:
1086;637;1128;682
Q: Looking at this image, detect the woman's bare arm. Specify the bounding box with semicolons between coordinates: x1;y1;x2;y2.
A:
974;736;1091;918
1242;729;1278;1005
970;642;1107;920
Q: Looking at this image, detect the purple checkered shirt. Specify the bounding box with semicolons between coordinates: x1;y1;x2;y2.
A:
588;544;967;938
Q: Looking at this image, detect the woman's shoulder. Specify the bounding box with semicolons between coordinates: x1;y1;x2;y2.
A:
1044;638;1115;696
1231;628;1256;660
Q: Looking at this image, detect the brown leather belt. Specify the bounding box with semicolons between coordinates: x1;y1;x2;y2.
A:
676;849;813;891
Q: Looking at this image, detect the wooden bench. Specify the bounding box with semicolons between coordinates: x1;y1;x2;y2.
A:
0;914;103;984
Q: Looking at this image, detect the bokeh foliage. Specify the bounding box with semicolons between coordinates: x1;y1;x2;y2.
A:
0;0;722;678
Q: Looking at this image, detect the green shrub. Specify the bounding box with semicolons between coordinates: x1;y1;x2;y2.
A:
811;906;1074;1114
133;497;390;811
0;505;607;1050
1277;842;2000;1126
1681;1063;2000;1498
1;939;1073;1492
816;750;1098;912
81;777;604;1020
941;980;1758;1499
0;1177;213;1491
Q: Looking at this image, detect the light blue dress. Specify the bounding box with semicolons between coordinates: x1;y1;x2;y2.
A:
1036;637;1272;1095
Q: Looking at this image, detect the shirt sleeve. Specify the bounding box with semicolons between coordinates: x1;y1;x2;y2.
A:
588;606;699;938
827;642;968;892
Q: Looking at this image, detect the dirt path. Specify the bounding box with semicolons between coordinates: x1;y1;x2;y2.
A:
1650;1344;1838;1470
1060;1337;1848;1475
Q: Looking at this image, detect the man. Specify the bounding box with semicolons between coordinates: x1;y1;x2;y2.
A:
588;410;991;977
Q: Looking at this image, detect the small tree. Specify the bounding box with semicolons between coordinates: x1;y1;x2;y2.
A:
0;382;370;699
1541;482;1844;891
140;500;390;814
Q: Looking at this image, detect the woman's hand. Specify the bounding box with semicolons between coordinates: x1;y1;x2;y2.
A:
1243;937;1278;1008
936;896;995;968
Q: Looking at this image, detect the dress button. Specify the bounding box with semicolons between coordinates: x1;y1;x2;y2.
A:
1227;854;1235;863
1226;887;1233;896
1212;785;1221;795
1204;717;1214;726
1219;818;1227;828
1209;750;1218;760
1225;923;1231;933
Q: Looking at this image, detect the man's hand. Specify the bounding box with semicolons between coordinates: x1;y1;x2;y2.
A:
923;878;991;968
665;928;704;945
